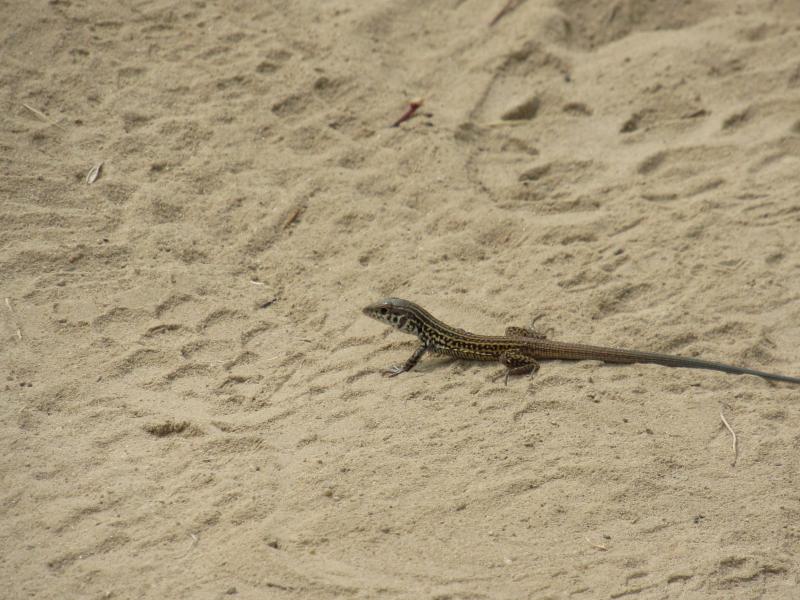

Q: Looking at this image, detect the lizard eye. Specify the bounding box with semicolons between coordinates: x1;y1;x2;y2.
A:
380;308;388;315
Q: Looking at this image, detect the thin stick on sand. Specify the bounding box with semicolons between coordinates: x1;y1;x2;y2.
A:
281;205;304;230
719;408;738;467
489;0;526;27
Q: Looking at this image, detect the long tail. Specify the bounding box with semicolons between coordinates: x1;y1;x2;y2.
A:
534;340;800;384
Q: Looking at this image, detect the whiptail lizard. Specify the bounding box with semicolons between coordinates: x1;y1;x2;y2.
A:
363;298;800;384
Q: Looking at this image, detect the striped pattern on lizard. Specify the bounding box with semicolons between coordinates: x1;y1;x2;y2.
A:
363;298;800;385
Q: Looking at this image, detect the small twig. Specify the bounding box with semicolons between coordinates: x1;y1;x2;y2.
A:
258;298;277;309
719;408;738;467
281;206;304;230
489;0;526;27
585;537;607;551
265;581;294;591
391;98;423;127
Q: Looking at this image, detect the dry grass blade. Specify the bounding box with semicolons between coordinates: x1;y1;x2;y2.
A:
86;162;104;184
22;103;66;130
585;537;608;551
22;103;52;123
719;408;738;467
5;297;22;340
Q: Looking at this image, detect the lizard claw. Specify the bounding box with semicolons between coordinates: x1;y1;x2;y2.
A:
382;365;404;377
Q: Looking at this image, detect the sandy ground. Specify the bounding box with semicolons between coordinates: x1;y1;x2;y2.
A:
3;0;800;598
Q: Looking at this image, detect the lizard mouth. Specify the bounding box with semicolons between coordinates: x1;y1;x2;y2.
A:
363;302;390;318
362;305;380;317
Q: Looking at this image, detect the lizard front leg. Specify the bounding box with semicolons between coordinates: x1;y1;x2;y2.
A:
383;344;428;377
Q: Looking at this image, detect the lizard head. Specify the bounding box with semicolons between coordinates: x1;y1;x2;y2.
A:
362;298;421;335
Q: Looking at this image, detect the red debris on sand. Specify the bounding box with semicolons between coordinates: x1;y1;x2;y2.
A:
391;98;424;127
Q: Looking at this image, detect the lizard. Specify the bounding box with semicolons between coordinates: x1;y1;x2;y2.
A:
362;298;800;385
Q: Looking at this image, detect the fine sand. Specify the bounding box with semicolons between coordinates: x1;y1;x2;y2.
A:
3;1;800;598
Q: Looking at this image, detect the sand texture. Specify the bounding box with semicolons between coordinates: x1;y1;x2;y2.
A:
3;0;800;598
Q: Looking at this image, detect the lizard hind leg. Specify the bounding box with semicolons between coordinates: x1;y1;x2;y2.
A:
499;350;541;385
505;314;550;340
505;326;546;340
